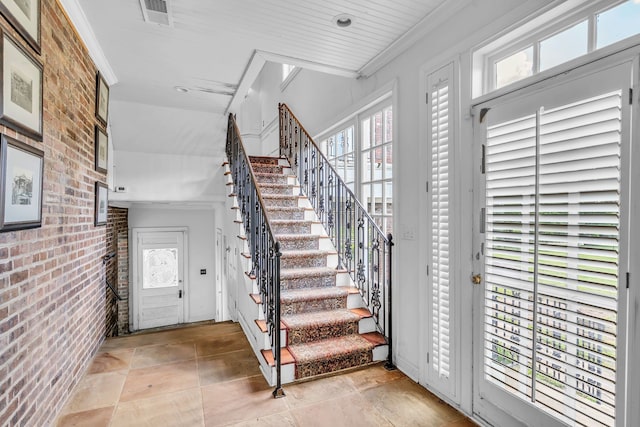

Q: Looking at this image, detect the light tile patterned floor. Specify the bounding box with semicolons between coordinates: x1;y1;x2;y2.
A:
56;322;476;427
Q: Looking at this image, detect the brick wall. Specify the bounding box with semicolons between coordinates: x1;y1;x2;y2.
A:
105;207;128;336
0;0;111;425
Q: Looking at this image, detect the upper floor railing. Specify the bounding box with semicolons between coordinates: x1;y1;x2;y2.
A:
226;113;285;397
279;103;395;368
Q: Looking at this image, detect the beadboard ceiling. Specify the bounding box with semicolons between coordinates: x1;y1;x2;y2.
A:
74;0;452;156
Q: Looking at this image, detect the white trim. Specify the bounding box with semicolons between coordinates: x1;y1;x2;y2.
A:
57;0;118;85
226;49;360;116
358;0;470;78
280;65;301;92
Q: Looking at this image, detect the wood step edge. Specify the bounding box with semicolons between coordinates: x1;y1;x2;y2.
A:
244;271;256;280
261;348;295;367
250;293;261;304
224;170;232;176
255;319;286;333
350;307;372;319
361;331;387;347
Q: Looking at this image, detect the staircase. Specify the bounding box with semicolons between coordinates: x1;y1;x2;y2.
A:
225;106;393;392
247;156;387;381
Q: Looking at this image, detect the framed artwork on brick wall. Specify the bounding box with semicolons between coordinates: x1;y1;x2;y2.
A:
95;181;108;226
95;125;108;174
0;30;43;141
0;134;43;231
95;72;109;127
0;0;41;54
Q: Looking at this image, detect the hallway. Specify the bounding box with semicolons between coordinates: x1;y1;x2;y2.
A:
55;322;474;426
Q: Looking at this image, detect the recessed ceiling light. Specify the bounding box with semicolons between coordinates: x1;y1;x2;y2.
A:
174;86;189;93
335;14;353;28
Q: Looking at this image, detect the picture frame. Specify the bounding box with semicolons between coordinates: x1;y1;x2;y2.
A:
94;125;108;174
0;29;43;141
94;181;108;226
0;134;43;231
95;72;109;127
0;0;41;54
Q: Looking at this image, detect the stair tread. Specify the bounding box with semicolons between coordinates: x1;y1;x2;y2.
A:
261;348;295;367
276;234;321;240
280;249;328;257
280;267;336;279
287;334;375;363
282;309;360;329
281;287;349;303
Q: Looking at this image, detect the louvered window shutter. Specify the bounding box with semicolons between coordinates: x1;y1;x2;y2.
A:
484;90;621;426
430;64;453;381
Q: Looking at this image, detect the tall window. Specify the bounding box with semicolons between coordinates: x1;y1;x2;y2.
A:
319;101;393;235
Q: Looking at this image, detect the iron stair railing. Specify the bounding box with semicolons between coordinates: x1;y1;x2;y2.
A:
279;103;395;369
226;113;285;397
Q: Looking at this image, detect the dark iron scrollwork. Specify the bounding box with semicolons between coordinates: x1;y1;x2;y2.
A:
278;103;395;370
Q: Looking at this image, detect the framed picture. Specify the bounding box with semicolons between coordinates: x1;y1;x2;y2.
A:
0;134;43;231
94;181;108;226
95;72;109;127
0;30;43;141
0;0;41;54
94;125;108;174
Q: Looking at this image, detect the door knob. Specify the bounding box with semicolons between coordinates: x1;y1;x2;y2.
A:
178;290;183;298
472;274;482;285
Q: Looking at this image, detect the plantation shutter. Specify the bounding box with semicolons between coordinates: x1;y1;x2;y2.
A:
484;90;622;427
430;64;453;381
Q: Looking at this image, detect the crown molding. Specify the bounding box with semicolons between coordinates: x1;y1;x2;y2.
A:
58;0;118;85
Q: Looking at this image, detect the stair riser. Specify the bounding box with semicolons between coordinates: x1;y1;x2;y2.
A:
266;209;305;220
286;320;359;345
281;296;347;316
281;275;336;290
278;238;319;251
263;197;299;208
252;165;283;174
260;185;294;196
272;223;311;234
255;174;289;185
281;254;326;269
249;157;280;165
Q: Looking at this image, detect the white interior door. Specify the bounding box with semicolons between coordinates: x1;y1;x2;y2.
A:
135;230;185;330
472;58;634;427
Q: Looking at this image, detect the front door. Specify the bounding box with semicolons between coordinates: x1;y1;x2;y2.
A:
134;230;185;330
472;58;634;427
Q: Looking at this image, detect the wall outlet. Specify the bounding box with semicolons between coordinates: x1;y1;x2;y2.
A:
114;185;127;193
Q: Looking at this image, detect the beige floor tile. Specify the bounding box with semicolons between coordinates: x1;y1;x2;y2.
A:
289;393;392;427
111;388;204;427
442;417;478;427
344;363;405;391
62;372;126;414
131;342;196;369
362;377;464;427
56;406;114;427
283;373;357;409
119;359;199;402
201;376;289;426
198;348;261;386
226;411;298;427
87;349;134;374
195;332;250;357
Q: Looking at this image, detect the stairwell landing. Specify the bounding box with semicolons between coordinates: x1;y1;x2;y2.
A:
227;155;387;383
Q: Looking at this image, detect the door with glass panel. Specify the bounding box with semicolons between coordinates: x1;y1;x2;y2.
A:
472;59;633;427
135;231;185;330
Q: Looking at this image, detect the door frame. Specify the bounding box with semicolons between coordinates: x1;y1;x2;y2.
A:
130;227;189;331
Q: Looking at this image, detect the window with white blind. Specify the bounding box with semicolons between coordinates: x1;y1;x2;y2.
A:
428;63;454;388
482;85;626;426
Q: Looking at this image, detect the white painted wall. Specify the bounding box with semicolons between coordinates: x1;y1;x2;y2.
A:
128;206;217;323
110;150;226;203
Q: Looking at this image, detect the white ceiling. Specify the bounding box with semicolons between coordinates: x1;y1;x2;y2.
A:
75;0;451;155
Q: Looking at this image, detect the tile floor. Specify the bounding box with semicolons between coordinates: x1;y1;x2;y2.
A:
56;322;476;427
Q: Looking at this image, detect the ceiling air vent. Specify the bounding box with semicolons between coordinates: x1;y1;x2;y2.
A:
139;0;173;26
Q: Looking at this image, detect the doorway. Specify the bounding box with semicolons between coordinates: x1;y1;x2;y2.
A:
131;228;188;331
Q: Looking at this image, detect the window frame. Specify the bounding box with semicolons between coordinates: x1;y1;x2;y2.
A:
476;0;640;96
